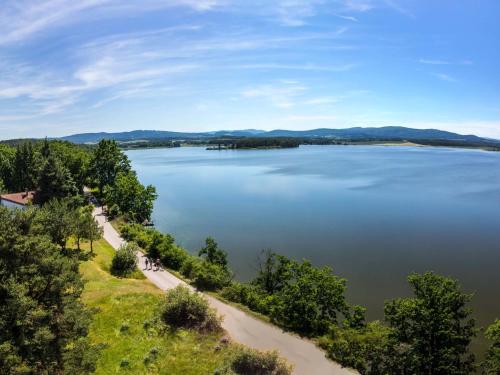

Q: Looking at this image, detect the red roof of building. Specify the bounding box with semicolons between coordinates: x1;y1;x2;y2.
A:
0;191;36;205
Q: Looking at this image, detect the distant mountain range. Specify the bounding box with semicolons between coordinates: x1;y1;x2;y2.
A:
60;126;498;145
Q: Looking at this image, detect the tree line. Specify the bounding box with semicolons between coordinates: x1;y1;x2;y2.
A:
0;139;156;223
120;222;500;374
207;137;300;149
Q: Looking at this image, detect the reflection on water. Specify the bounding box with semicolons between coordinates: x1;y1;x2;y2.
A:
127;145;500;354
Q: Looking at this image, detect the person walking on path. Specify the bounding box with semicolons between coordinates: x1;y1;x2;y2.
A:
145;258;149;270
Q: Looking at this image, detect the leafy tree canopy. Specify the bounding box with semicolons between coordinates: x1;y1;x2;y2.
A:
0;206;97;374
89;139;130;193
199;237;228;269
384;272;476;375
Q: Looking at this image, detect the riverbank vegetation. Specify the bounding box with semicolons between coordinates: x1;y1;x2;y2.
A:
118;220;500;374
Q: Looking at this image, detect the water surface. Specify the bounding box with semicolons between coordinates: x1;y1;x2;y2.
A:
127;145;500;352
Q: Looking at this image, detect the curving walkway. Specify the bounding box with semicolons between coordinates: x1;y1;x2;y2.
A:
93;206;354;375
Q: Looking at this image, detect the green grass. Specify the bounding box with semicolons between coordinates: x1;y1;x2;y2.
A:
80;239;233;374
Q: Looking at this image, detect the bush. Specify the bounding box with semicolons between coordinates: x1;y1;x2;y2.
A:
107;204;120;219
147;231;188;270
229;347;292;375
483;319;500;374
318;321;392;374
110;243;138;277
160;245;188;270
192;261;232;291
220;283;270;314
161;285;222;333
180;255;203;279
120;223;152;249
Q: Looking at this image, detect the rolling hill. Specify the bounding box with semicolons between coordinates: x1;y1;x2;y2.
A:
60;126;497;145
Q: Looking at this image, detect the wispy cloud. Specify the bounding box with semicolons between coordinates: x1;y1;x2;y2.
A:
419;59;450;65
0;0;220;45
235;63;356;72
431;73;457;82
304;97;340;105
241;81;307;108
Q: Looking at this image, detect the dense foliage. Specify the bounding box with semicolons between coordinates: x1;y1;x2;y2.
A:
482;319;500;374
221;346;293;375
384;272;476;374
104;171;157;222
0;206;98;374
207;137;300;150
110;243;139;277
320;272;478;374
0;139;156;224
161;285;222;333
88;139;130;194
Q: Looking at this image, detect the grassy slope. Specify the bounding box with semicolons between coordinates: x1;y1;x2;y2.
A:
80;239;232;374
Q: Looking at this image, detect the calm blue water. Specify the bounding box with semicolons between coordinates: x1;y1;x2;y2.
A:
127;145;500;350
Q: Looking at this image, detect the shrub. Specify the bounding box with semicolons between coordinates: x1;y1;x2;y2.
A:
483;319;500;374
120;223;152;248
110;243;138;277
192;261;232;291
318;321;392;374
220;283;270;314
229;347;292;375
107;204;120;219
180;255;203;279
160;245;188;270
161;285;222;333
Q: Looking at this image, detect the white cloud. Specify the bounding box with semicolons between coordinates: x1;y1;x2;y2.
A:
0;0;220;45
431;73;457;82
241;82;306;108
235;63;356;72
304;97;340;105
419;59;450;65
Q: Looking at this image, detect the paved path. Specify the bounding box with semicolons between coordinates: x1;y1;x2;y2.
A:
93;206;354;375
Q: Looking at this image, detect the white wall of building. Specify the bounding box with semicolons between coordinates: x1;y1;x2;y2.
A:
0;199;26;210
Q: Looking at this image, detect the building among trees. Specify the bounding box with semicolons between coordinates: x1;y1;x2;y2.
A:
0;191;37;209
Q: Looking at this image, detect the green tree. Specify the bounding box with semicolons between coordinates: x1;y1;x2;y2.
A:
12;142;38;192
31;199;76;249
483;319;500;374
384;272;476;374
253;250;293;294
198;237;228;268
74;205;103;252
46;140;91;193
270;261;348;336
0;206;97;374
89;139;130;194
37;155;78;204
0;144;15;191
104;171;157;223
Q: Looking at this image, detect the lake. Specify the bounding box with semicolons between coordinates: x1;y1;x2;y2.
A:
127;145;500;353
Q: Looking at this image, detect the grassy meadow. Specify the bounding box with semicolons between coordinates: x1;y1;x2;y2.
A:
79;239;233;374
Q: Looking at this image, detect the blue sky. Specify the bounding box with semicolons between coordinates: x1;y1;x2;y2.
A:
1;0;499;139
